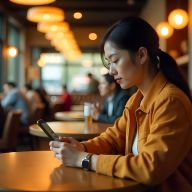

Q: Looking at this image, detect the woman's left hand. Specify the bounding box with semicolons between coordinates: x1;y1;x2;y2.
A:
50;137;88;168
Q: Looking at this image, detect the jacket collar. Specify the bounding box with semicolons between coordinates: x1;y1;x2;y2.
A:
126;72;168;113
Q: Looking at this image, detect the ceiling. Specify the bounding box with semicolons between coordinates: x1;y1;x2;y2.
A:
1;0;147;51
2;0;147;27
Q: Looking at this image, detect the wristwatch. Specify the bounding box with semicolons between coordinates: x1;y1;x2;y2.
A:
81;153;93;171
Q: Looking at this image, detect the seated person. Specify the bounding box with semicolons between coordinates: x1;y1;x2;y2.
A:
86;73;99;94
22;83;43;110
35;88;51;118
59;85;72;111
91;73;131;124
1;82;31;125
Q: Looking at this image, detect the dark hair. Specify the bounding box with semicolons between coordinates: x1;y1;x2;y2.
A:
35;88;50;116
24;83;32;90
62;84;67;90
87;73;93;78
5;82;16;88
103;73;120;89
101;17;191;101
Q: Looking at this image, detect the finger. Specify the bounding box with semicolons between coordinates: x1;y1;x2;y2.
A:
63;137;77;144
51;142;72;153
55;153;62;160
50;141;63;148
59;137;72;143
51;146;62;154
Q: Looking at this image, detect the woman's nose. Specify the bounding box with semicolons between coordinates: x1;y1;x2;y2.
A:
109;64;117;76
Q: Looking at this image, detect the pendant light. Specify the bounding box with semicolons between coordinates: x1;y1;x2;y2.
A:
168;9;189;29
27;6;64;23
9;0;55;5
37;22;69;33
156;22;174;39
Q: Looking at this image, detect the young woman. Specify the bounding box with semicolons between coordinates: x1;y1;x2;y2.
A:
91;73;131;123
49;17;192;192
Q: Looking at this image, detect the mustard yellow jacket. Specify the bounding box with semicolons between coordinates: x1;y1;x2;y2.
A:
82;72;192;192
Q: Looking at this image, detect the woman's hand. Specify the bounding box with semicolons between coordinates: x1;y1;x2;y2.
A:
49;137;88;168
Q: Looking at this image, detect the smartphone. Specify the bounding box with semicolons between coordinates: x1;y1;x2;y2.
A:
37;119;59;141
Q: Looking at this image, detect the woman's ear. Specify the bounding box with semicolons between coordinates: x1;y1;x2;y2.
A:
137;47;148;65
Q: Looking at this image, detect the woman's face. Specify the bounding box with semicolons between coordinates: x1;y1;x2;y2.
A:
98;76;115;97
104;41;145;89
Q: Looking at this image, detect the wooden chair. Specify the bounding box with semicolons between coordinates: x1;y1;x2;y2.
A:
30;105;45;124
0;111;21;150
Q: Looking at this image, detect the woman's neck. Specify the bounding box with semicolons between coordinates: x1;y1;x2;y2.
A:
137;67;158;97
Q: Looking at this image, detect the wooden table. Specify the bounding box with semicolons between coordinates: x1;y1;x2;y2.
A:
0;151;147;191
29;121;112;150
30;121;112;140
55;111;84;121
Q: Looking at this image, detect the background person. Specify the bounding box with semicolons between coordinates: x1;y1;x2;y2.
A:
86;73;99;94
22;83;43;110
59;85;72;111
91;73;131;123
1;82;31;125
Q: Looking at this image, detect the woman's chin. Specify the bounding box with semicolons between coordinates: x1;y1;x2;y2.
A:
120;83;133;90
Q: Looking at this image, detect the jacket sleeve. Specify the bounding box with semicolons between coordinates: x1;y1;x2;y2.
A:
97;94;129;124
95;96;192;185
81;108;128;155
1;92;17;108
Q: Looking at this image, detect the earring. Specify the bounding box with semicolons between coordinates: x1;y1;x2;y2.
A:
157;56;160;69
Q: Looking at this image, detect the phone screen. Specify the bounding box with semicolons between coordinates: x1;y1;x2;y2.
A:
37;119;59;141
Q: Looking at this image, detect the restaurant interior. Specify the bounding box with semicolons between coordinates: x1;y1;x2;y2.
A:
0;0;192;191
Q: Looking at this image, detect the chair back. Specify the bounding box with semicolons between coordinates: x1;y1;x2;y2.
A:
0;111;21;148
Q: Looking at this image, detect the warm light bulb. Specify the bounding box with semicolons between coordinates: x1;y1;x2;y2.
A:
175;14;183;25
161;27;168;36
73;12;82;19
43;14;50;20
156;22;174;39
8;46;18;58
168;9;189;29
89;33;97;40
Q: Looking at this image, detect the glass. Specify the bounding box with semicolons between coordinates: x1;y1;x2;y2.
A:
84;102;93;131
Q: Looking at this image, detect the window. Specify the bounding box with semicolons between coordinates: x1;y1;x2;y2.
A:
40;52;108;94
7;23;21;84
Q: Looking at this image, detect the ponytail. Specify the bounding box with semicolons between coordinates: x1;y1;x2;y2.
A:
158;50;191;101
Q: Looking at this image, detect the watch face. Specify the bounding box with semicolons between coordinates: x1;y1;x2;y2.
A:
82;159;89;170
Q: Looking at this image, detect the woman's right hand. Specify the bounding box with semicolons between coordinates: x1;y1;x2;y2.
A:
49;137;87;167
50;136;85;152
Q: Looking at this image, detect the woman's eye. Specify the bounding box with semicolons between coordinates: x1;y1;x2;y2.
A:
112;59;119;64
